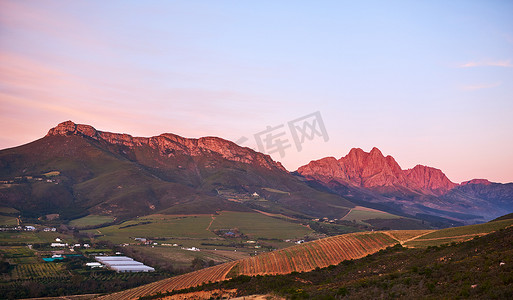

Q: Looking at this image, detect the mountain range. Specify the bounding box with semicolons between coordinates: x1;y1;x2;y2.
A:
1;121;512;227
297;147;513;224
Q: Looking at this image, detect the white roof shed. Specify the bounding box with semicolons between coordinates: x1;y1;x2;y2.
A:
94;256;155;272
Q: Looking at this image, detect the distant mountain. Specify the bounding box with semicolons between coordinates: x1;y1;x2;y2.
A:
0;121;355;221
297;148;513;224
447;179;513;214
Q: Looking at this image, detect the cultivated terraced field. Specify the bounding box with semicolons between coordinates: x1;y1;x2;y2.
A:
11;262;66;280
233;232;396;276
99;231;398;299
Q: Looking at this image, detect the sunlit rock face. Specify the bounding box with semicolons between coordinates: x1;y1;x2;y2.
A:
298;147;456;195
47;121;285;171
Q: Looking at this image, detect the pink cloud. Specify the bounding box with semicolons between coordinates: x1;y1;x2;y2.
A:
459;60;512;68
460;81;502;91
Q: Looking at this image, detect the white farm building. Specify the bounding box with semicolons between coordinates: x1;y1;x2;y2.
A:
95;256;155;273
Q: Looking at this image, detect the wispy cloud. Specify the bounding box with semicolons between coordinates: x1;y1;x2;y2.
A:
459;60;513;68
460;82;502;91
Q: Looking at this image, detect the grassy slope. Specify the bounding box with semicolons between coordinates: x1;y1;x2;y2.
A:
338;206;428;230
491;212;513;222
0;231;73;244
404;218;513;247
341;206;400;223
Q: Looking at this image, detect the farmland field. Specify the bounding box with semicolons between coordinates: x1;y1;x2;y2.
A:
233;231;397;276
87;214;217;243
0;246;35;259
341;206;400;224
0;231;69;244
0;246;68;280
88;211;313;244
201;249;250;261
128;245;249;269
11;262;67;279
209;211;313;240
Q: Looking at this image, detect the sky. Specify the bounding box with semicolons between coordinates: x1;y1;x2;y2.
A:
1;0;512;183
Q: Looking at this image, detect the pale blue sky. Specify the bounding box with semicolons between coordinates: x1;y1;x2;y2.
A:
1;0;512;182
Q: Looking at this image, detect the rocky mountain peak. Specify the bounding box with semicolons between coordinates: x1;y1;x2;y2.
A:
345;148;366;162
45;121;286;171
46;120;99;138
404;165;457;194
369;147;383;156
296;157;343;182
298;147;457;194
